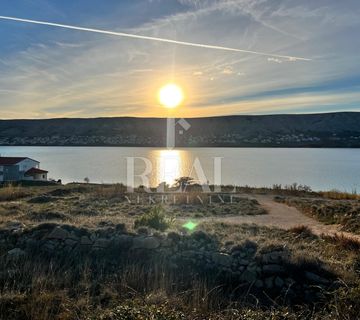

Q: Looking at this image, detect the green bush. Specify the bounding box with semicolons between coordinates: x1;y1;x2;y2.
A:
134;206;172;231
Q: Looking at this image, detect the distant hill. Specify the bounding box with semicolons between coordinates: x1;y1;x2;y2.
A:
0;112;360;147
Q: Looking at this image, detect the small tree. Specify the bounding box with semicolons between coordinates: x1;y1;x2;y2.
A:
173;176;195;192
84;177;90;184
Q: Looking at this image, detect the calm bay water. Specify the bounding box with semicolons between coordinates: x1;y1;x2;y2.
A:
0;146;359;192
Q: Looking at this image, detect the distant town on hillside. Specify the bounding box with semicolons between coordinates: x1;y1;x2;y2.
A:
0;112;360;148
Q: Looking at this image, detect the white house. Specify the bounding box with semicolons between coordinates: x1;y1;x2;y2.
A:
0;157;48;182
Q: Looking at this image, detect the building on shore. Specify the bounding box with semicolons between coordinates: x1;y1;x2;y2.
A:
0;157;48;182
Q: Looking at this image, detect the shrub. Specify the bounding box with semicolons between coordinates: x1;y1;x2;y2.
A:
0;184;28;201
289;225;315;238
322;233;360;251
320;189;360;200
134;206;172;231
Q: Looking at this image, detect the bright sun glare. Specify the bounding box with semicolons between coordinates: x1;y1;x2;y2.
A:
158;84;184;108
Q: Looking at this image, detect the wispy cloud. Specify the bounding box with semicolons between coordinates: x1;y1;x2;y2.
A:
0;15;310;61
0;0;359;119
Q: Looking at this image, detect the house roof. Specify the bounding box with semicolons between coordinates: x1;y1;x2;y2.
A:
25;167;48;175
0;157;31;165
0;157;40;166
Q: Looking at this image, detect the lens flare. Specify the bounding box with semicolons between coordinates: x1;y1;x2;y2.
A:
182;221;198;231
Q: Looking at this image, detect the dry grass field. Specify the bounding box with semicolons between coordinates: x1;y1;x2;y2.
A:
0;183;359;320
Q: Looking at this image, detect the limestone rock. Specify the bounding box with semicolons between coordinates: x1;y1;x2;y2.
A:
254;279;264;288
113;235;133;249
274;276;284;288
262;251;289;264
80;236;93;246
47;227;70;240
305;271;329;284
211;253;232;267
265;277;274;289
132;236;160;250
5;221;25;234
43;241;57;252
93;238;111;249
237;259;250;266
263;264;285;274
65;239;78;247
7;248;26;258
240;269;258;283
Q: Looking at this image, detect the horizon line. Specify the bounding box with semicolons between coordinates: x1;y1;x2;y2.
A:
0;111;358;121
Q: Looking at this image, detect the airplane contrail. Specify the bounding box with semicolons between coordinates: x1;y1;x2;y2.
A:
0;15;311;61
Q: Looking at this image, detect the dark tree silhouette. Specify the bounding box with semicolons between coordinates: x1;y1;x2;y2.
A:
173;176;196;192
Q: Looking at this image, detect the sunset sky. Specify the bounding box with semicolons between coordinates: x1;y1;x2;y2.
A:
0;0;359;119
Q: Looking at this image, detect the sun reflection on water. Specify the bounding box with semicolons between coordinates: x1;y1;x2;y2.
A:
149;149;191;187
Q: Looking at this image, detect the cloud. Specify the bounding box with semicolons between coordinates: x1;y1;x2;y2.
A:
222;67;234;75
0;1;359;119
0;15;310;60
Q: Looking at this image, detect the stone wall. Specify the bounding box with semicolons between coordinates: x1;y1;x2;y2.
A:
1;222;339;304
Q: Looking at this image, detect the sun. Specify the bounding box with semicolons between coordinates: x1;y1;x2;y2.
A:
158;84;184;108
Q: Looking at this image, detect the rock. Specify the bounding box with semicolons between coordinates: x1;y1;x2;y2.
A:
240;269;258;283
115;223;126;232
132;236;160;250
25;239;39;251
67;233;80;242
43;240;57;252
47;227;70;240
93;238;111;249
167;232;181;243
274;276;285;288
305;271;329;284
265;277;274;289
28;195;56;204
65;239;77;247
230;250;241;257
5;221;25;234
237;266;245;272
80;236;93;246
246;262;257;272
285;278;295;286
254;279;264;288
262;251;289;264
161;238;172;248
137;227;150;236
211;253;232;267
263;264;285;274
237;259;250;266
7;248;25;258
113;235;133;249
274;196;285;202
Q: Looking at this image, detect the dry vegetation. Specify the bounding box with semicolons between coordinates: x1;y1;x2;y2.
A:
0;184;30;202
320;190;360;200
0;184;359;319
1;221;360;320
275;196;360;234
0;184;266;230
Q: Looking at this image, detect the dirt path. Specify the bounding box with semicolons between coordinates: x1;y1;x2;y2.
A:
187;194;360;240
